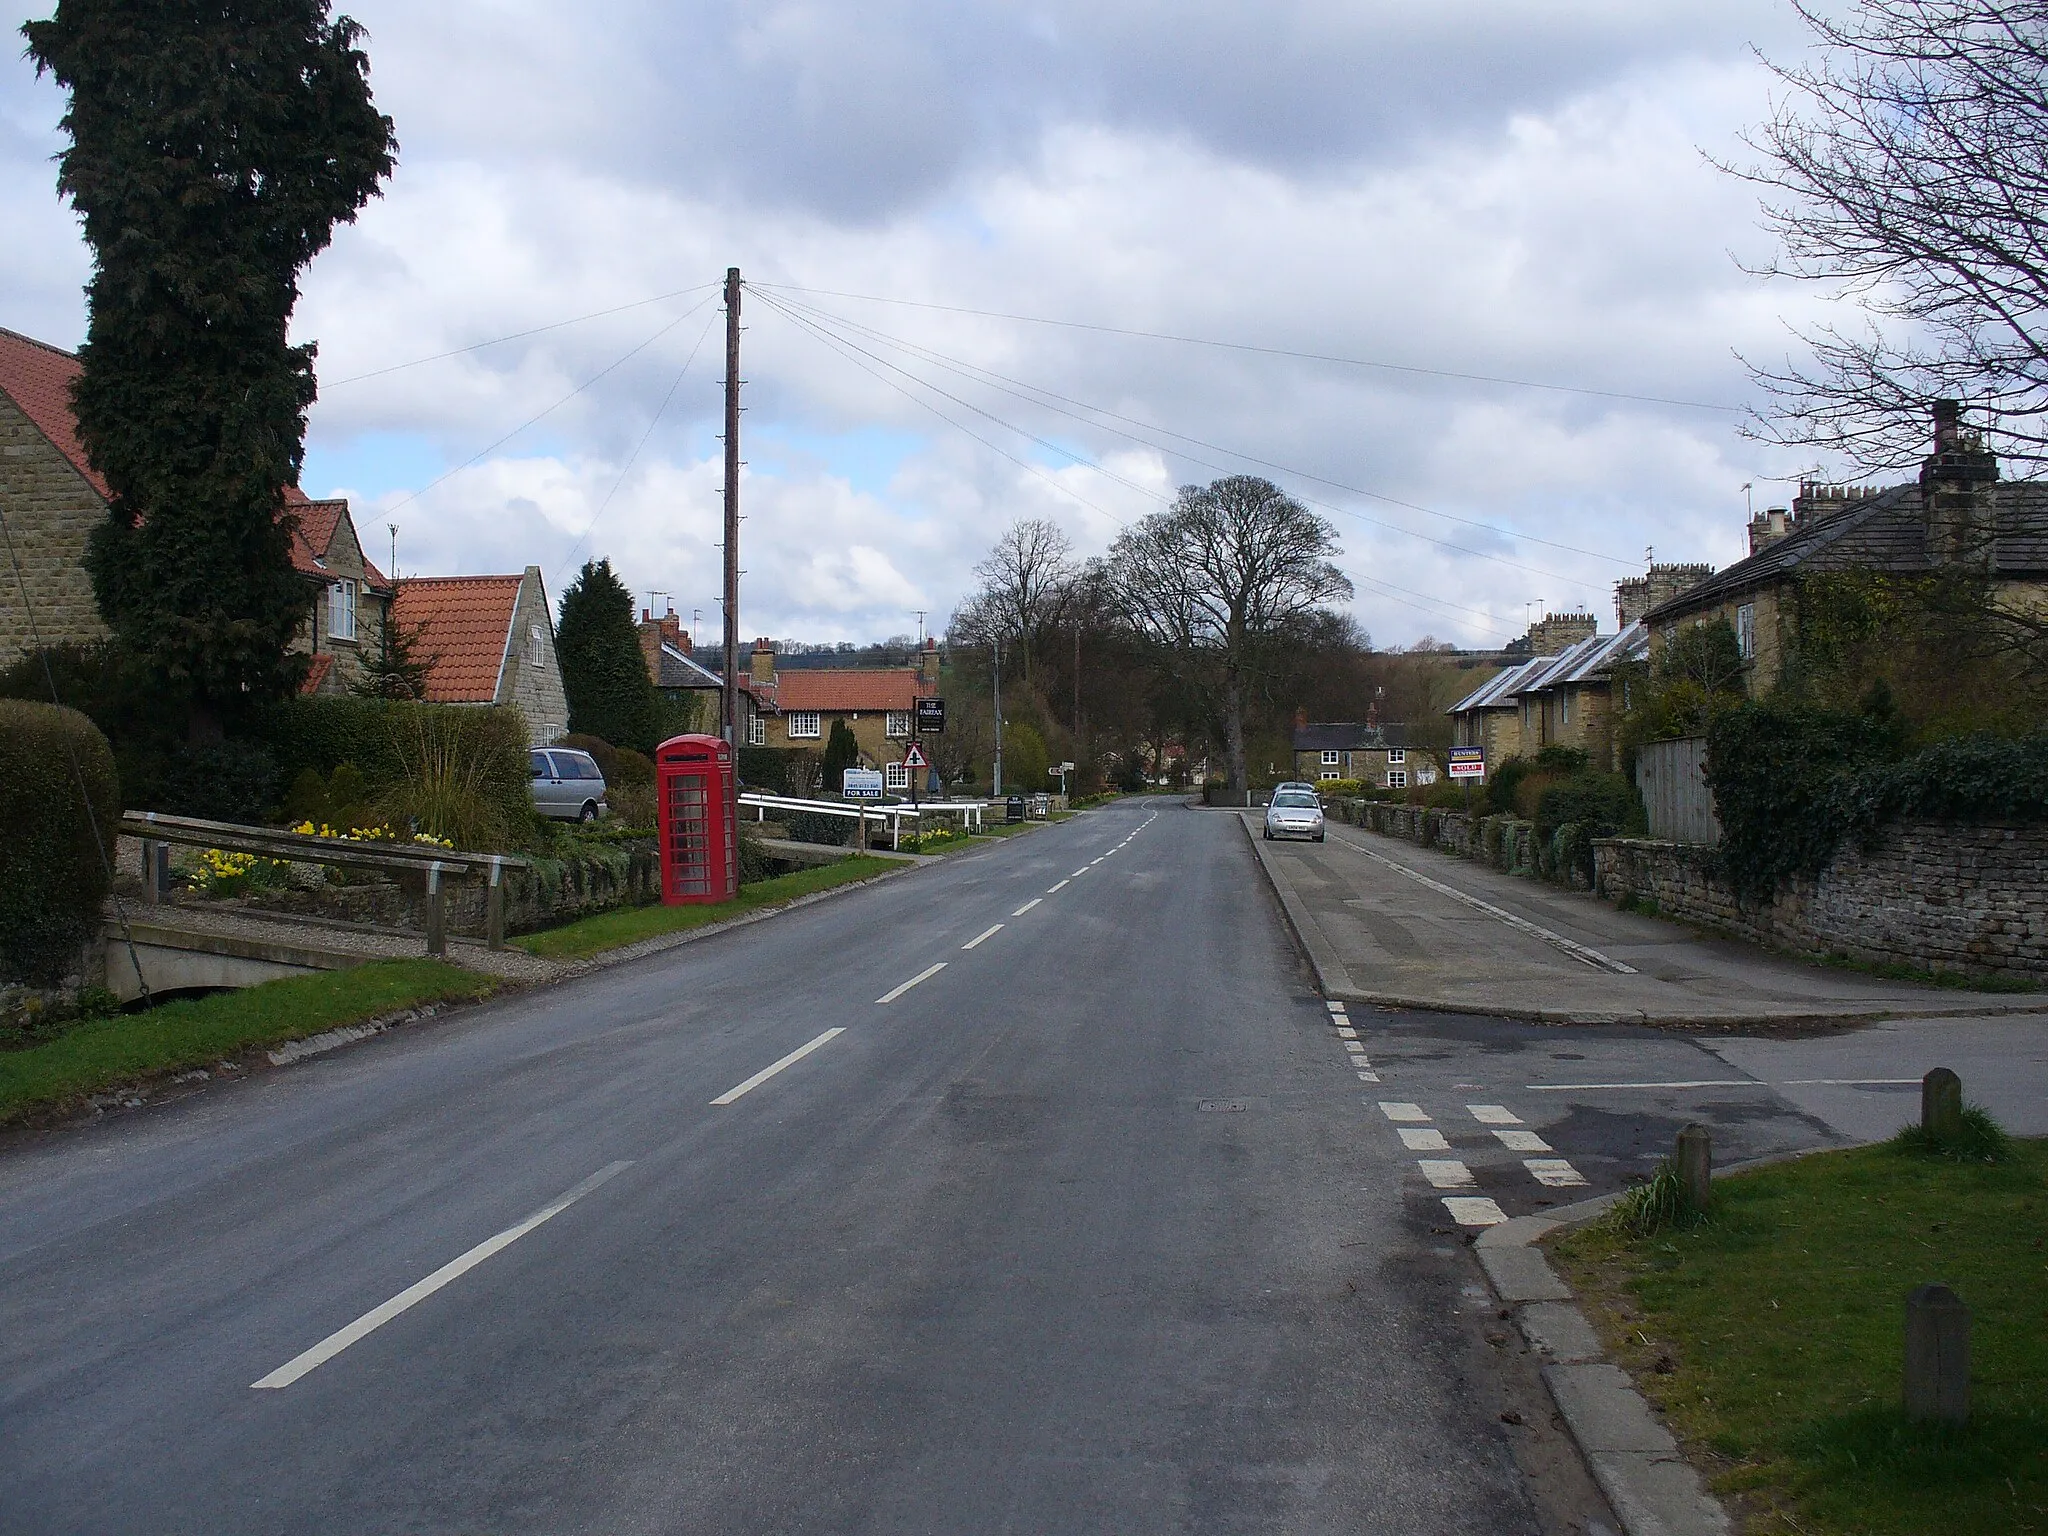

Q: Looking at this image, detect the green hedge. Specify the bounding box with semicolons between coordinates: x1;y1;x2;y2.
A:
0;702;121;985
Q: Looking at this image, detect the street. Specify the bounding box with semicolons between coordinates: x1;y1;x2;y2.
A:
2;799;2041;1534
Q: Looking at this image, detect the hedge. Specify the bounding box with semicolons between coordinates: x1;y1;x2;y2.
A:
0;702;121;985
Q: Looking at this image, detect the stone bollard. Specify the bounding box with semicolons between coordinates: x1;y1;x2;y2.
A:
1675;1123;1712;1211
1904;1283;1970;1423
1922;1067;1963;1141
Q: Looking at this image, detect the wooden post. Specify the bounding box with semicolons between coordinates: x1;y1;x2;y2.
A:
1904;1283;1970;1423
1922;1067;1963;1141
426;863;447;958
1675;1123;1712;1210
141;838;159;905
485;857;506;951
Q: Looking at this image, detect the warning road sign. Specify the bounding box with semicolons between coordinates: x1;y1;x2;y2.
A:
902;742;927;769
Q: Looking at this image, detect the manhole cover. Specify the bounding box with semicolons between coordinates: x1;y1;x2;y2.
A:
1197;1099;1248;1113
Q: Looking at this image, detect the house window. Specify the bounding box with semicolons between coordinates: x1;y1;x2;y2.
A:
885;711;911;739
529;624;546;667
748;714;766;747
1321;749;1340;766
1560;692;1572;727
1736;603;1756;660
788;712;822;739
327;580;356;641
1387;769;1408;790
1386;748;1404;765
1318;768;1339;781
885;761;910;790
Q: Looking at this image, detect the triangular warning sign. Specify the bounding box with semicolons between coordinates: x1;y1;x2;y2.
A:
902;742;927;769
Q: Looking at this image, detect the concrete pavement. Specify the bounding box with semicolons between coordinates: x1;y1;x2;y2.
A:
1246;814;2048;1026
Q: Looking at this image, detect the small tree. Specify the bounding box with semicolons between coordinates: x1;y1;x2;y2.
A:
349;614;437;701
821;719;861;793
556;559;663;752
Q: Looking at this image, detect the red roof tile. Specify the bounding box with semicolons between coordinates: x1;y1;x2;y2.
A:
389;575;523;704
300;653;335;695
771;669;932;713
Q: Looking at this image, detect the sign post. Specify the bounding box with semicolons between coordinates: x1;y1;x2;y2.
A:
902;741;928;820
1448;745;1485;817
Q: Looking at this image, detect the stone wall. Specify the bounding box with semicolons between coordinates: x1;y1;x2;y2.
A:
0;392;109;667
1594;824;2048;981
1324;797;1537;875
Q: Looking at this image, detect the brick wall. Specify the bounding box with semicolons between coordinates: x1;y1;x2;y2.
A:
1594;824;2048;981
0;392;109;666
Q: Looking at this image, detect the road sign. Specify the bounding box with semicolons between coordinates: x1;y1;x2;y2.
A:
842;768;885;799
901;742;928;770
915;697;946;734
1448;746;1486;780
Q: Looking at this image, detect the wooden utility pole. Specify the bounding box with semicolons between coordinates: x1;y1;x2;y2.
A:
721;267;742;753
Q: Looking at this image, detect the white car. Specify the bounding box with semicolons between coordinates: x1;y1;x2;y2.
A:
1264;788;1326;842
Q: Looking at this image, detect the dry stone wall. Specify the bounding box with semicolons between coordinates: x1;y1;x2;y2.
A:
0;394;108;666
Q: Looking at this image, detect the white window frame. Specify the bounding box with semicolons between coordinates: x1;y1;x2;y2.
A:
1318;768;1339;781
787;711;822;739
327;579;356;642
885;711;911;739
884;760;910;790
1387;769;1408;790
1736;603;1756;660
1386;748;1404;765
1321;749;1340;766
529;623;546;667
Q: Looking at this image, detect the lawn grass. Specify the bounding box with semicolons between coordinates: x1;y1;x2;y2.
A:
1551;1137;2048;1535
513;856;901;960
0;959;497;1125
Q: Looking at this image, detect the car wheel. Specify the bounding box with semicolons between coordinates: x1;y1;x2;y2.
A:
1262;828;1272;839
1315;832;1326;842
579;802;599;823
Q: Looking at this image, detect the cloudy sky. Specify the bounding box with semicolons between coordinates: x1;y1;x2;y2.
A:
4;1;1848;649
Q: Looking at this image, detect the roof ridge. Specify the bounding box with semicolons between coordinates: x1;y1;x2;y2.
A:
0;325;78;361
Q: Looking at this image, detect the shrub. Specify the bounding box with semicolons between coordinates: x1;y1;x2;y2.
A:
783;809;853;847
1890;1103;2012;1165
0;702;121;985
155;739;281;822
822;719;860;793
1607;1157;1709;1239
738;746;823;796
375;705;534;851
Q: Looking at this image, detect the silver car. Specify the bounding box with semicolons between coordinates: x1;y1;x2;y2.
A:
1263;787;1326;842
530;748;609;822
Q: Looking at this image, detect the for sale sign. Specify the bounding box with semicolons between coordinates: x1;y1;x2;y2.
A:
842;768;885;799
1448;746;1486;780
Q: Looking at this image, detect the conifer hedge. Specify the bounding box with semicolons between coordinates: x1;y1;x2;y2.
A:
0;702;121;985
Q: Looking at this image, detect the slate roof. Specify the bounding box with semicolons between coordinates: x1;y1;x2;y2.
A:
1448;659;1544;714
770;668;933;713
1645;481;2048;623
1291;722;1411;752
1546;620;1647;686
389;575;524;704
655;640;723;690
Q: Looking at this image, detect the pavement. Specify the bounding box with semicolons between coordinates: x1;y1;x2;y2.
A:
1246;814;2048;1026
7;799;2040;1533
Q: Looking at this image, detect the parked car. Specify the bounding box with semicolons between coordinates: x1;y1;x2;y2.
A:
1263;787;1326;842
530;747;609;822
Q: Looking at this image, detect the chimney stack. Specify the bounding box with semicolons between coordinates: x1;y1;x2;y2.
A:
1919;398;1999;567
750;637;778;687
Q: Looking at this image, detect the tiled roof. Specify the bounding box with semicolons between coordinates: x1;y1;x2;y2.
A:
1291;722;1410;751
299;653;335;695
389;575;523;704
770;668;933;712
0;325;111;500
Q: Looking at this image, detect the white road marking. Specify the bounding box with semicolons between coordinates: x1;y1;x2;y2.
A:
1344;1040;1366;1054
1046;879;1069;894
1327;832;1636;973
1443;1196;1509;1227
712;1028;848;1102
875;965;947;1005
1071;867;1090;877
1398;1127;1450;1151
1782;1078;1924;1086
1419;1159;1476;1189
1379;1102;1431;1123
1494;1129;1551;1152
1326;1002;1347;1015
1356;1071;1381;1083
1335;1026;1358;1039
1467;1104;1523;1125
962;924;1003;950
1525;1159;1589;1188
1012;898;1042;916
251;1161;633;1390
1528;1080;1757;1091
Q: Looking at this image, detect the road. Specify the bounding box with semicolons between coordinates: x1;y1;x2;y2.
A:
3;800;2038;1533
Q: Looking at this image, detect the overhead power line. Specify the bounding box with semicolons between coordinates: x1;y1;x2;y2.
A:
751;281;1742;414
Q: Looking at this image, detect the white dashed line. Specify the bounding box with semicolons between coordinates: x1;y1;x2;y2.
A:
1046;879;1069;894
1012;898;1042;916
1326;1002;1347;1016
1397;1127;1450;1151
1525;1159;1589;1188
1335;1026;1358;1039
1378;1102;1431;1123
1418;1160;1476;1189
875;964;947;1004
712;1028;847;1103
1356;1071;1380;1083
1467;1105;1523;1125
251;1160;634;1389
962;924;1003;950
1494;1129;1552;1152
1071;867;1090;878
1442;1196;1508;1227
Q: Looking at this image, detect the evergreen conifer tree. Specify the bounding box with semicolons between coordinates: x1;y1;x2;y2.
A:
24;1;397;735
556;559;663;751
822;718;861;793
348;613;436;701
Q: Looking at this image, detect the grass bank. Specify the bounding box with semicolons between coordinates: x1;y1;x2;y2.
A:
1552;1137;2048;1535
514;856;900;961
0;959;497;1126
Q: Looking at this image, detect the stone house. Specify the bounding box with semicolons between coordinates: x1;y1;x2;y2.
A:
1642;401;2048;692
744;638;941;791
388;568;568;743
1290;721;1434;789
0;324;391;689
636;605;721;736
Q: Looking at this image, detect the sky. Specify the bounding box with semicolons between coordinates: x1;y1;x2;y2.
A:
2;1;1855;650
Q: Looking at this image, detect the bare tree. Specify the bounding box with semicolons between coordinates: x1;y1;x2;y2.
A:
1735;2;2048;472
1107;476;1352;792
968;518;1075;683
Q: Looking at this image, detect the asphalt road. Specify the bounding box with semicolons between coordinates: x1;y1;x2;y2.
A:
1;800;1568;1536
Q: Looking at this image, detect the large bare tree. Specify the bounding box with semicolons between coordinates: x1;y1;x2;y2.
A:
1107;477;1352;792
966;518;1076;684
1737;1;2048;472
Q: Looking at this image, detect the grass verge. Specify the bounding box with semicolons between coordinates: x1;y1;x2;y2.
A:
1818;951;2040;993
514;856;900;960
1551;1136;2048;1535
0;959;497;1126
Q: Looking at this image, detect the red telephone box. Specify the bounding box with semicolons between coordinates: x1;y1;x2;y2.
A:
655;734;738;904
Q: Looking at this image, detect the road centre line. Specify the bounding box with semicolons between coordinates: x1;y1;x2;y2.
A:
1071;867;1090;878
1012;898;1042;916
1047;879;1069;893
1379;1102;1431;1123
963;924;1003;950
1467;1104;1522;1125
1327;831;1636;974
251;1160;633;1390
713;1028;848;1103
876;964;947;1005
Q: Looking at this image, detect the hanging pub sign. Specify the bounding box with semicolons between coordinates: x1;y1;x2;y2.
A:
915;697;946;734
